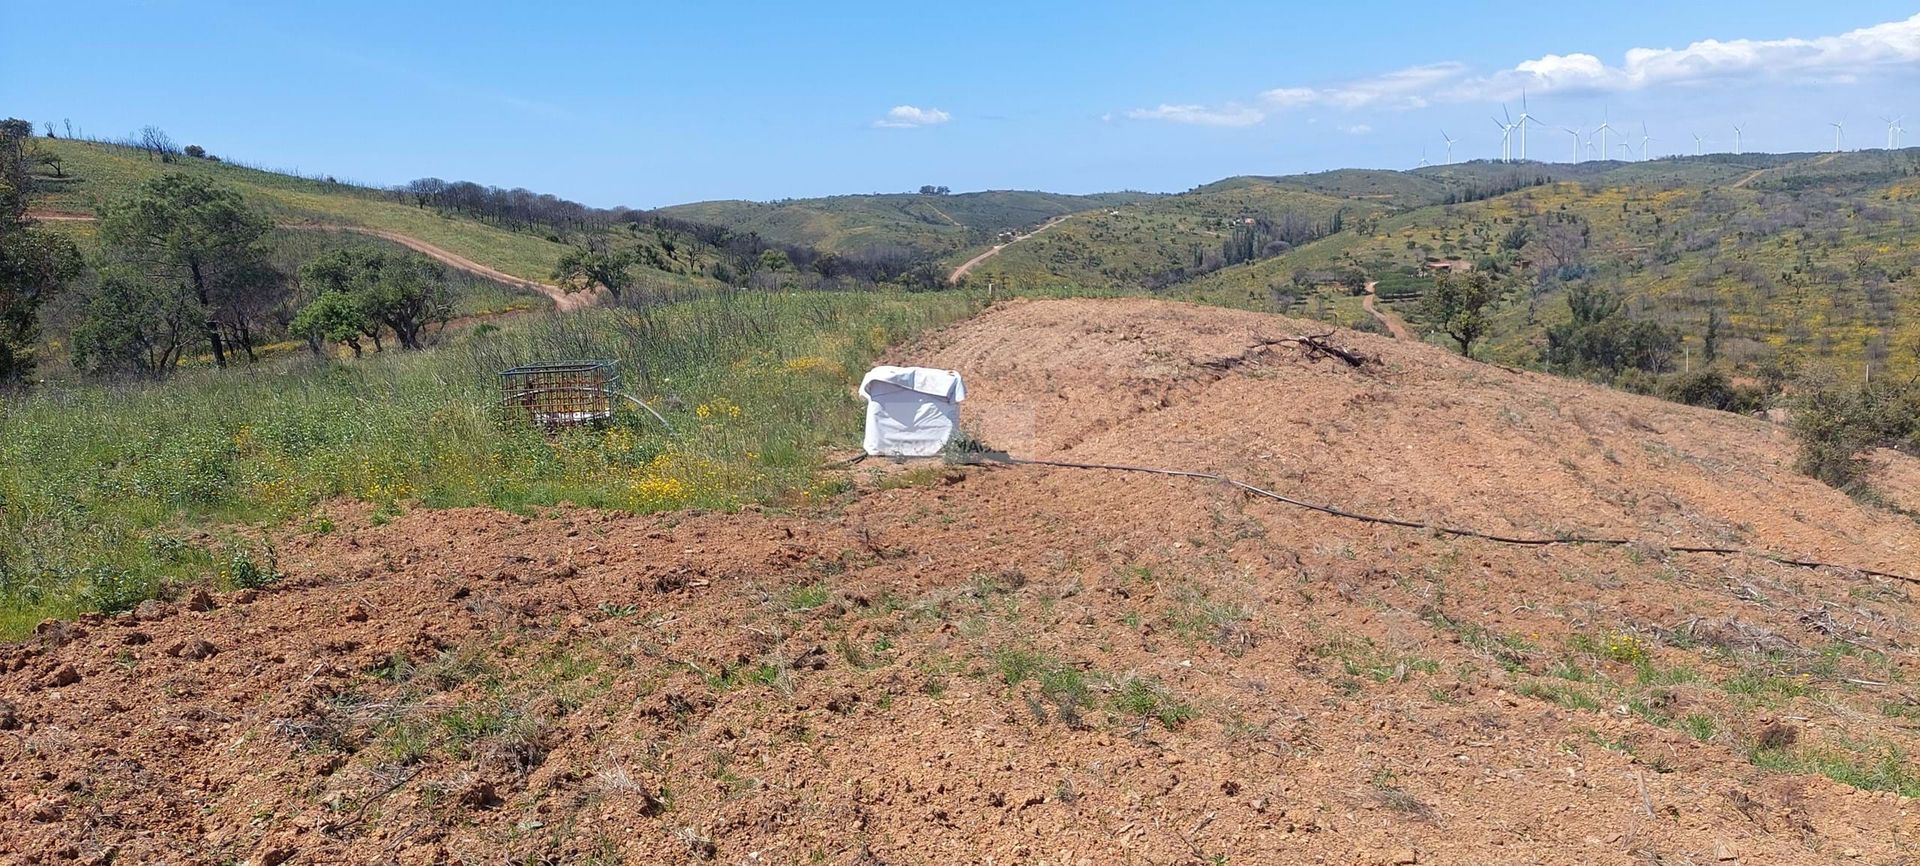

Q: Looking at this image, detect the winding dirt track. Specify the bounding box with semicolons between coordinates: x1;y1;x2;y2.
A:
25;212;595;311
947;213;1074;283
1360;280;1412;340
1730;151;1842;190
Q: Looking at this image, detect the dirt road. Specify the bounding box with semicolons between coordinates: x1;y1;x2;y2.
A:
1730;151;1842;189
947;213;1073;283
1360;280;1413;340
26;211;594;311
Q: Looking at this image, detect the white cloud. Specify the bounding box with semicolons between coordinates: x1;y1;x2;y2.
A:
1339;124;1372;135
1129;13;1920;125
874;105;951;128
1125;103;1266;128
1259;87;1318;109
1258;63;1466;111
1452;13;1920;100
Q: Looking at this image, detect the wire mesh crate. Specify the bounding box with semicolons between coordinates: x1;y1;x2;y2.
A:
499;359;621;429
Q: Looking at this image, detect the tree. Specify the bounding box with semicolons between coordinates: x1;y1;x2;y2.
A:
70;271;198;375
364;256;450;349
290;290;371;357
1543;282;1678;378
1419;270;1498;357
212;258;290;361
34;151;63;178
0;117;82;388
183;144;207;159
553;244;634;300
138;125;180;162
294;246;450;352
97;174;275;368
298;246;387;352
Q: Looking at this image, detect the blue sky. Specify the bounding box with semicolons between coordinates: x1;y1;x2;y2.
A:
6;1;1920;207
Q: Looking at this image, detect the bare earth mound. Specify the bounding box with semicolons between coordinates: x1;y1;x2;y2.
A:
4;299;1916;865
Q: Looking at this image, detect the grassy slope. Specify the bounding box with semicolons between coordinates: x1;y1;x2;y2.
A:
1176;149;1920;375
0;289;977;636
657;189;1154;257
33;139;570;284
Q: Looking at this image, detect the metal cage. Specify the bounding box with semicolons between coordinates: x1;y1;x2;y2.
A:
499;359;621;429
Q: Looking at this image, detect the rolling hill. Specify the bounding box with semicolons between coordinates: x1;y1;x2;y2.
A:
1175;149;1920;380
655;189;1155;258
30;139;573;284
27;139;736;302
958;176;1397;292
33;137;1920;387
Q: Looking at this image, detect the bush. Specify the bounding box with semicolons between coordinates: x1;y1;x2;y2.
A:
1658;370;1766;414
220;541;281;590
1789;371;1916;495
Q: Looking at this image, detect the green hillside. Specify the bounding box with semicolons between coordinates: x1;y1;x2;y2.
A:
26;139;782;303
1176;149;1920;379
957;176;1399;292
656;189;1154;257
30;139;572;284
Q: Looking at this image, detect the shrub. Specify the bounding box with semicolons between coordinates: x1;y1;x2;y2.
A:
221;541;281;590
1658;370;1765;414
1788;370;1915;495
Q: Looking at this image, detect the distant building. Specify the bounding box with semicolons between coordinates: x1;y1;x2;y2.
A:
1423;259;1474;273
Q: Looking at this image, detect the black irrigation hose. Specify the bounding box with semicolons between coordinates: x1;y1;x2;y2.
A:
987;455;1917;585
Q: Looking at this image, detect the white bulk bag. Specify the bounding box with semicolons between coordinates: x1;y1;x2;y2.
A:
859;366;966;457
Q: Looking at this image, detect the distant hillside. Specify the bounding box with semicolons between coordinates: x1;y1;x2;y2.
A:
957;176;1408;292
1176;148;1920;381
656;189;1154;258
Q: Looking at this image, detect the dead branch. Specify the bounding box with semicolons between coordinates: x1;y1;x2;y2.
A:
1249;332;1375;367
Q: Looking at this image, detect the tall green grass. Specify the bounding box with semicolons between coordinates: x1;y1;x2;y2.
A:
0;290;978;636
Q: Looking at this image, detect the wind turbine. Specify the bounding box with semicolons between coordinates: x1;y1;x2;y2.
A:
1883;116;1904;150
1829;120;1846;152
1732;124;1743;155
1419;147;1430;168
1513;90;1544;161
1639;122;1653;161
1594;105;1617;163
1562;127;1582;164
1492;110;1515;163
1440;130;1456;165
1691;130;1706;156
1618;142;1632;160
